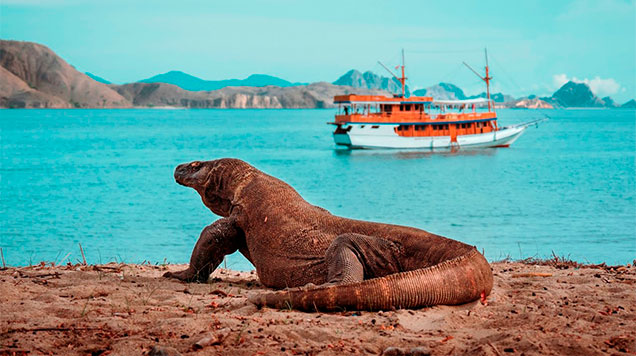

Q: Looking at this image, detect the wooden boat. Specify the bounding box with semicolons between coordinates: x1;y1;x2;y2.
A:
329;50;545;149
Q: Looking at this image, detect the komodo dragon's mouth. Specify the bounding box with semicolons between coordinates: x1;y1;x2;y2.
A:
174;161;202;187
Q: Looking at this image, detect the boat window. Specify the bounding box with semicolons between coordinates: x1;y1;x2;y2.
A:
371;125;379;129
360;125;365;128
455;124;460;129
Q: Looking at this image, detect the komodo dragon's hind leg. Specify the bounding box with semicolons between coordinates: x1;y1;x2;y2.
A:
163;217;243;283
325;233;403;284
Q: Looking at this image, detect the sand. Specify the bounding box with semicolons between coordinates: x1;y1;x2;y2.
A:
1;261;634;356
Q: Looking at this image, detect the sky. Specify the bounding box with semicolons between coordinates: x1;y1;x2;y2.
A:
1;0;635;102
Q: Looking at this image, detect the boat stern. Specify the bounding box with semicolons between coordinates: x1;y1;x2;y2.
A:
332;124;352;147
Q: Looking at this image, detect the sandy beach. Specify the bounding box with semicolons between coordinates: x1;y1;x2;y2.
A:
1;260;634;356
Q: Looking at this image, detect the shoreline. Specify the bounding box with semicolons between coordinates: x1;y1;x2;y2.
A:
1;261;634;355
1;252;633;272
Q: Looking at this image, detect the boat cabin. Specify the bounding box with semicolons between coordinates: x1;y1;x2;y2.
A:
333;95;497;138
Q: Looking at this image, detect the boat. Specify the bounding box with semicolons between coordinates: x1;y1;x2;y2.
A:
329;50;546;150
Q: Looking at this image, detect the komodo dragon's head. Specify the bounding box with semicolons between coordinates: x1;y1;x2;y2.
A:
174;158;255;217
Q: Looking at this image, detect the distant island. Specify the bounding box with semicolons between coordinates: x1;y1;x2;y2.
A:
138;71;305;91
1;40;633;109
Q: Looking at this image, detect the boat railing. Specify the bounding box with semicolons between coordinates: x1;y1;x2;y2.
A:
335;111;497;124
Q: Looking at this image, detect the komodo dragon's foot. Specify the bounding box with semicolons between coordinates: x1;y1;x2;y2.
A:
163;269;207;283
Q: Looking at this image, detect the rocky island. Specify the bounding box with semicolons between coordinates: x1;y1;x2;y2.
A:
1;40;633;109
0;40;384;109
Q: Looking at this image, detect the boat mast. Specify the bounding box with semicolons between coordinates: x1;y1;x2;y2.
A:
378;49;408;98
484;48;492;111
463;48;493;112
400;49;406;98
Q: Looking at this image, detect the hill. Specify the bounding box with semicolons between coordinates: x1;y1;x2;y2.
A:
507;97;553;109
412;83;466;100
621;99;636;108
113;81;385;108
543;81;605;108
138;71;302;91
0;41;386;109
333;69;409;96
85;72;111;84
0;40;130;108
467;92;515;103
3;40;632;109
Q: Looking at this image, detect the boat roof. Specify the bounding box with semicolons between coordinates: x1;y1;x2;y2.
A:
333;94;492;106
333;94;433;105
432;98;491;105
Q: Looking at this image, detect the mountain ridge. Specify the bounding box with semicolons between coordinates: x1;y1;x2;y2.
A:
137;70;304;91
333;69;410;96
541;81;605;108
1;40;633;109
0;40;130;108
85;72;111;84
112;81;384;108
0;40;385;108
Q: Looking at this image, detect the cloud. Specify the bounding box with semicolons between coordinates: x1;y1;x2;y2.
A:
552;74;569;89
552;74;621;97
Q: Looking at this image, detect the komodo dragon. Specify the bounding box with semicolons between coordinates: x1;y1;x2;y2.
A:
164;158;493;311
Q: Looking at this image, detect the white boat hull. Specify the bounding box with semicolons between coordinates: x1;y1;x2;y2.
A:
333;125;526;149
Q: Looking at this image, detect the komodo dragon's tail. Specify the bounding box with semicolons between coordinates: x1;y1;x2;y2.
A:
248;248;493;311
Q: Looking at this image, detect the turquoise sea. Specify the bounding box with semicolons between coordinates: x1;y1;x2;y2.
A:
1;109;635;269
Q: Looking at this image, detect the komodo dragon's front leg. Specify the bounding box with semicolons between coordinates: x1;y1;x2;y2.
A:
164;217;243;283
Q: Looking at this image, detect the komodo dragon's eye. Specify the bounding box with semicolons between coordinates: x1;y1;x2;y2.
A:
191;161;201;168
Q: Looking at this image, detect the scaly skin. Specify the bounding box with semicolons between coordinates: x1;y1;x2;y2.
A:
164;158;493;311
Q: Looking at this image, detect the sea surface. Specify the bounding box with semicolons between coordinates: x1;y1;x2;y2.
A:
1;108;635;269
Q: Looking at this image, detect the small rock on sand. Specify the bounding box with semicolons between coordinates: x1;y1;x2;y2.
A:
148;345;182;356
